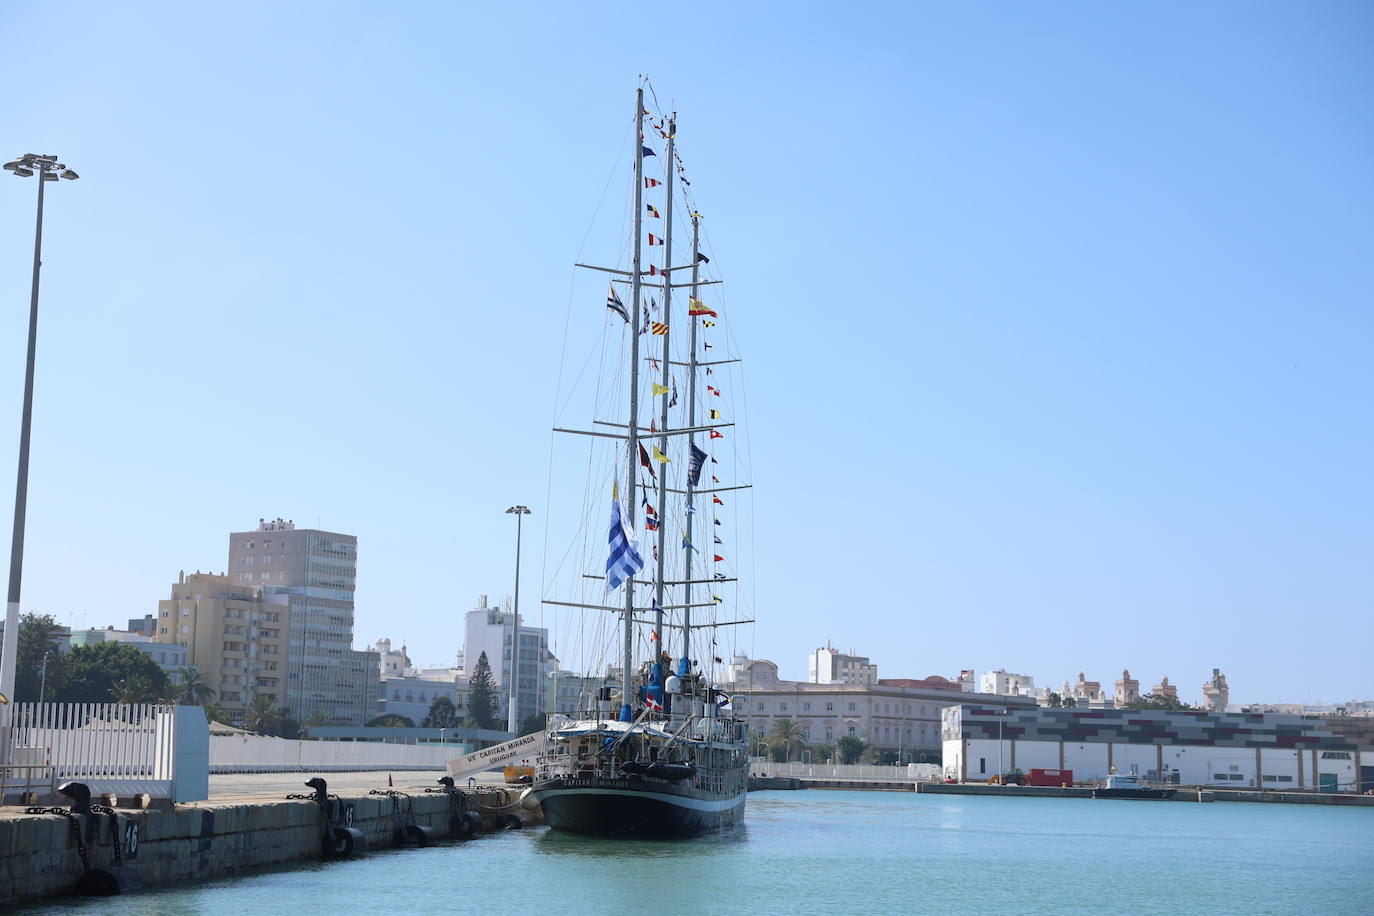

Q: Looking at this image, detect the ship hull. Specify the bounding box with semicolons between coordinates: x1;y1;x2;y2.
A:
533;777;746;836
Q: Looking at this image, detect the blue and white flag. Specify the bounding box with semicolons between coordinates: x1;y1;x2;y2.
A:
606;481;644;592
607;283;629;323
688;443;707;487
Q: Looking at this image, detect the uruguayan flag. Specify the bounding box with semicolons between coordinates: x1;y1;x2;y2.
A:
605;481;644;592
606;283;629;323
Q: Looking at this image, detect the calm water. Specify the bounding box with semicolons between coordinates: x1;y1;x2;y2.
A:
23;791;1374;915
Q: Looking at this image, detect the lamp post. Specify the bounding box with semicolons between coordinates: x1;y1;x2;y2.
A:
505;505;531;734
1;154;78;708
995;707;1013;783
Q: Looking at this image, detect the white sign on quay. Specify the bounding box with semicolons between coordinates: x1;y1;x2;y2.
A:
446;732;544;780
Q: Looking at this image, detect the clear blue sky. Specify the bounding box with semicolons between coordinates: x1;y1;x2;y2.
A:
2;2;1370;705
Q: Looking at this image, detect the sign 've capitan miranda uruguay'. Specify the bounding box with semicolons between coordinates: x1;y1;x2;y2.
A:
445;731;545;780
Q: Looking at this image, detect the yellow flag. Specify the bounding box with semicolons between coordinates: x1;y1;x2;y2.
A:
652;446;671;463
652;384;669;396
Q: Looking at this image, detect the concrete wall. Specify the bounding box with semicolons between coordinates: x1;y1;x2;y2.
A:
210;735;453;772
0;785;525;907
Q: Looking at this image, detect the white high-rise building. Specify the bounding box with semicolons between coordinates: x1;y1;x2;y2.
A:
980;669;1042;699
458;595;558;729
228;518;380;726
808;642;878;685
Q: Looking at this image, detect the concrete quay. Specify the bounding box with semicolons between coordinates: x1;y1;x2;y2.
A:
749;776;915;792
916;782;1374;806
0;770;535;908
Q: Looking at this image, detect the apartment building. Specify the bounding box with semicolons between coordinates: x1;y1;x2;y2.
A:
154;571;289;721
228;519;379;725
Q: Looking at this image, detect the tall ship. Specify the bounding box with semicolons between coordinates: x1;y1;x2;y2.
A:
530;85;752;836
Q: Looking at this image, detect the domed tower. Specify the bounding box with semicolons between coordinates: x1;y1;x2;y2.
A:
1202;668;1229;712
1114;669;1140;708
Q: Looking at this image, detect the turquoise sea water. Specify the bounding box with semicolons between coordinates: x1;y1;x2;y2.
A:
23;791;1374;915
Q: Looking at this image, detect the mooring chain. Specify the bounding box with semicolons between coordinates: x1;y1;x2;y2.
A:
26;806;91;872
369;789;407;834
91;804;123;867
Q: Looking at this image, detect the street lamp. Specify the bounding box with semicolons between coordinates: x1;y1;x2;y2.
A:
505;505;531;734
1;154;78;708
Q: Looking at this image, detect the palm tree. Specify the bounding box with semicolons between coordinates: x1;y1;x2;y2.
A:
201;702;230;725
301;710;331;737
244;694;283;735
765;717;808;763
174;667;215;706
155;683;181;705
111;675;153;704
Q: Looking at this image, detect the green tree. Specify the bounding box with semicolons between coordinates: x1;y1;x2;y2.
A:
811;744;835;763
202;702;231;725
111;675;156;704
837;736;867;765
154;682;182;705
174;667;215;706
1046;691;1063;708
863;748;899;765
301;710;332;737
57;642;169;704
421;696;460;729
467;651;498;730
765;717;808;763
518;713;545;737
1125;693;1194;711
1062;696;1078;708
367;714;416;728
12;612;65;702
244;694;283;735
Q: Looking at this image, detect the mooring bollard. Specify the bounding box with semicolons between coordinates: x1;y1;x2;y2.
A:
28;782;144;897
289;777;365;859
430;776;481;839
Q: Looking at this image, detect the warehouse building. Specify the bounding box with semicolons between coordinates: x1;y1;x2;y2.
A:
942;705;1372;792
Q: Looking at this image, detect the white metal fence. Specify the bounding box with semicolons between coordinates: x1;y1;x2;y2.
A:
0;703;209;802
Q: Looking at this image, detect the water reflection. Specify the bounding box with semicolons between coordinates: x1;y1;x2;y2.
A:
532;824;748;860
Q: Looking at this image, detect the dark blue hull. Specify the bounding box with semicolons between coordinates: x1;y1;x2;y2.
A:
533;776;746;836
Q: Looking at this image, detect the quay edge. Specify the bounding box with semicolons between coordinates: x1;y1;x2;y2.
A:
0;784;537;908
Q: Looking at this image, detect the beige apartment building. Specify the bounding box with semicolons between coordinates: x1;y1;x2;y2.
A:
154;571;289;722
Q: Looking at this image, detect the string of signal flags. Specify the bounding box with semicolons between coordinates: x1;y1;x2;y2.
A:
598;119;733;593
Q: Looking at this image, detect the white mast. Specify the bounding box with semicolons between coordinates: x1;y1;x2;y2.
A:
680;213;702;680
652;113;676;675
620;87;647;722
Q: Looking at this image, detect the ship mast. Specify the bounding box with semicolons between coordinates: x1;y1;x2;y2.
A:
650;113;676;709
620;87;647;723
679;213;702;681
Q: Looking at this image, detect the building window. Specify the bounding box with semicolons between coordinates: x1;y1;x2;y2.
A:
847;702;856;712
159;627;168;635
979;757;986;774
825;702;834;712
803;702;811;712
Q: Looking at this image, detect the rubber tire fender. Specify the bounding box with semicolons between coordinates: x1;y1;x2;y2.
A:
403;824;436;847
75;866;144;896
325;825;366;858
